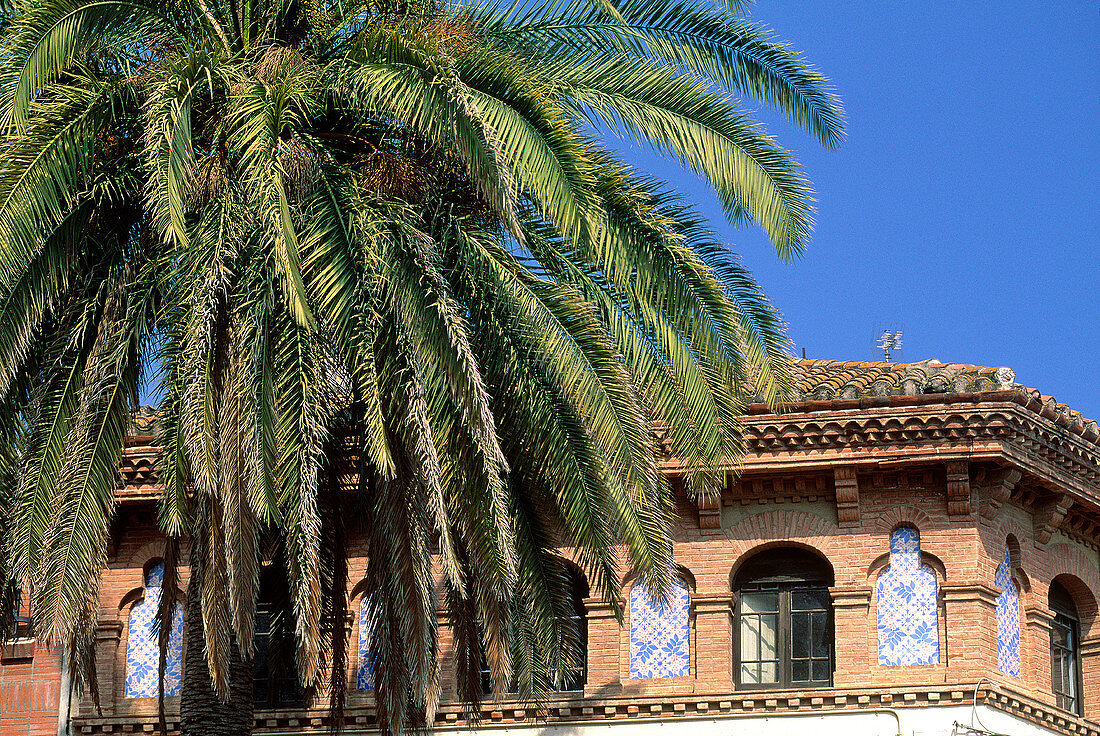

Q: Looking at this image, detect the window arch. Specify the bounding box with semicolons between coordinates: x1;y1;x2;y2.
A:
629;574;690;679
125;563;183;698
733;547;833;689
1049;580;1082;715
876;526;939;666
995;544;1021;678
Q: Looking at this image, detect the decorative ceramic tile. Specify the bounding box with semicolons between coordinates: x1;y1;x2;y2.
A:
995;548;1021;677
125;563;184;698
629;577;689;679
357;597;375;690
877;527;939;666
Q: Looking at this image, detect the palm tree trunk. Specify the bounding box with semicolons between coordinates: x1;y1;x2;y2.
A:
180;570;254;736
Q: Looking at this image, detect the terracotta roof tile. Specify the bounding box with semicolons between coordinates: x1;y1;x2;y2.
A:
126;358;1098;443
791;358;1014;399
788;358;1097;438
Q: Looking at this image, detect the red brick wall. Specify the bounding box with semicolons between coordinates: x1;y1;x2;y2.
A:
0;639;62;736
32;465;1100;730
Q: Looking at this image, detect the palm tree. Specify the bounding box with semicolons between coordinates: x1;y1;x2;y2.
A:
0;0;843;734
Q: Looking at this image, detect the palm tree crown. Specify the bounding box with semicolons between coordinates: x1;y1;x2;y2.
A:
0;0;842;732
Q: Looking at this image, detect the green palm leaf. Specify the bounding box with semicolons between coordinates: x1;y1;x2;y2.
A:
0;0;841;727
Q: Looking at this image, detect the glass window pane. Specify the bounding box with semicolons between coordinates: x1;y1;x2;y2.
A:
812;612;829;658
791;659;809;682
759;615;777;659
791;612;809;659
741;613;778;660
737;576;833;690
743;591;778;614
792;589;829;611
740;616;760;661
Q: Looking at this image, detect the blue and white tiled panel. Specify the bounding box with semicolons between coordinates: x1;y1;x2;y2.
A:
995;547;1021;678
357;597;375;690
629;576;690;679
125;563;184;698
877;527;940;666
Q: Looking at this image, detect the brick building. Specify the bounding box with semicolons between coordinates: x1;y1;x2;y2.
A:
2;358;1099;736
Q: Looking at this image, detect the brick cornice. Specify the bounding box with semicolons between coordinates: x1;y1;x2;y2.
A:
1024;604;1056;629
737;403;1096;482
583;598;621;620
667;396;1099;524
118;393;1100;532
0;639;36;661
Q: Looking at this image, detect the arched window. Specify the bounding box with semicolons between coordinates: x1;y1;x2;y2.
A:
125;563;183;698
995;546;1021;677
356;596;375;690
1049;581;1082;715
734;548;833;689
629;574;690;679
478;562;587;694
553;565;588;691
877;526;939;666
11;584;32;641
253;566;301;707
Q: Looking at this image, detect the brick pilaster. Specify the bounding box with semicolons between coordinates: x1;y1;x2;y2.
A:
583;598;621;694
86;620;123;717
831;586;871;685
1023;604;1055;701
1080;636;1100;720
942;583;998;681
692;593;732;689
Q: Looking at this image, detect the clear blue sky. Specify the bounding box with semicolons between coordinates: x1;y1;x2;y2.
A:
614;2;1100;419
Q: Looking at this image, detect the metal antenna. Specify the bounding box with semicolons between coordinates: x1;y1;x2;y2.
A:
877;329;903;362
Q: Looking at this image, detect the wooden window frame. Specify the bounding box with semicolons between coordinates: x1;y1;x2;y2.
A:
734;581;833;690
1050;611;1082;716
10;585;33;642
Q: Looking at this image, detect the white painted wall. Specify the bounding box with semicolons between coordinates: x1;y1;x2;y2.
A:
419;706;1064;736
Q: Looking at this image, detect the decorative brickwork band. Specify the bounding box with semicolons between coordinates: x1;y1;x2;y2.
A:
877;527;939;666
629;577;690;679
995;547;1022;677
125;563;183;698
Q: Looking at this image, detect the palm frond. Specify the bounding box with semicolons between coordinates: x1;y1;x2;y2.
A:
481;0;844;148
2;0;175;128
